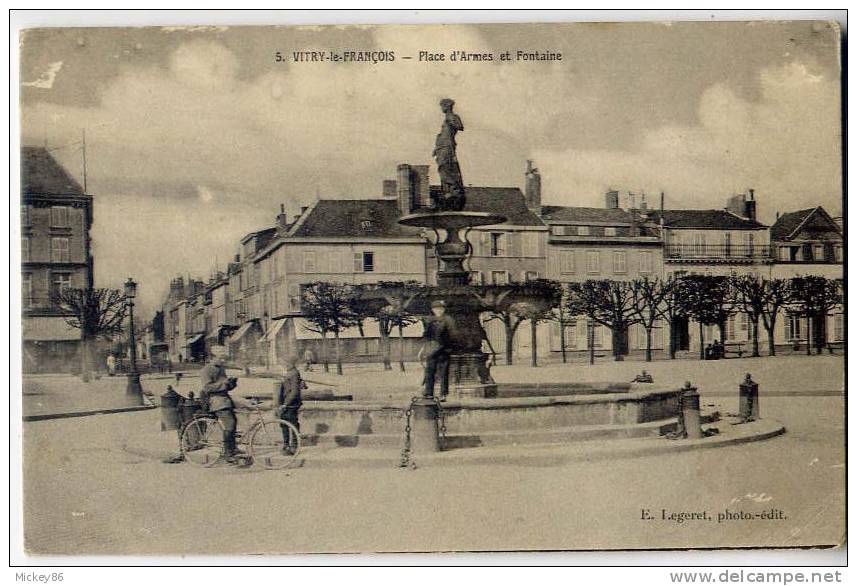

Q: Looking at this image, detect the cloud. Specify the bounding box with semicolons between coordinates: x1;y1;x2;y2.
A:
534;62;842;220
23;61;63;89
20;30;842;312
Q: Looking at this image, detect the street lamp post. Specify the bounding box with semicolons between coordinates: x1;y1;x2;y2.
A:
124;278;144;404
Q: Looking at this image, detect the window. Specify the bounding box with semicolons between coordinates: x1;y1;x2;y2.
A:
604;227;617;237
834;245;843;262
586;250;600;274
362;251;374;272
288;283;301;311
612;251;627;274
725;316;735;341
490;233;505;256
740;313;749;333
469;271;483;285
51;237;70;263
50;206;69;227
21;205;30;227
692;233;706;255
522;233;539;257
51;272;72;299
785;314;802;341
524;271;539;282
22;236;30;262
560;251;575;274
22;273;32;308
640;251;653;273
744;233;755;256
491;271;508;285
779;246;792;261
302;251;316;273
834;314;844;341
551;225;564;236
578;226;590;236
591;323;603;347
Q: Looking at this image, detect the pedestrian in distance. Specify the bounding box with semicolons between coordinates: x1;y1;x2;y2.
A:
304;348;314;372
277;355;305;455
106;354;116;376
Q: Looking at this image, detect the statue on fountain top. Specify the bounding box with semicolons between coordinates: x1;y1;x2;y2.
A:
432;98;466;211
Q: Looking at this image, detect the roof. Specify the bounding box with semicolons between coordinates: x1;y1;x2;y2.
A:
22;146;86;197
646;209;767;230
770;207;841;241
540;206;634;224
290;199;423;238
457;186;544;226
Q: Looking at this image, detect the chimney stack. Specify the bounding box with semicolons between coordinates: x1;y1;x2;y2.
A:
276;203;288;229
412;165;430;208
639;193;648;211
660;192;665;212
744;188;757;222
605;189;619;209
525;160;542;212
382;179;397;199
396;163;415;216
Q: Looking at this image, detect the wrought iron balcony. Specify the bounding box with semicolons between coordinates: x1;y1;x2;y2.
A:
664;244;772;263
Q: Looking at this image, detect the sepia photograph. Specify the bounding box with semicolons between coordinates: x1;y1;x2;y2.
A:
12;11;846;563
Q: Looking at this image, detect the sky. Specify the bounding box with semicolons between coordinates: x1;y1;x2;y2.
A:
19;21;843;314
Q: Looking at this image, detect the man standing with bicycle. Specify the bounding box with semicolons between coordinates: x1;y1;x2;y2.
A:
200;355;241;463
276;355;305;455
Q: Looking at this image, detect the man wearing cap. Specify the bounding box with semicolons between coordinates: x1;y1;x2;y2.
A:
276;355;306;454
419;300;454;400
199;355;241;462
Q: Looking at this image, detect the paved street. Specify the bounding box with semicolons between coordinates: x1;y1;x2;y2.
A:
21;355;844;555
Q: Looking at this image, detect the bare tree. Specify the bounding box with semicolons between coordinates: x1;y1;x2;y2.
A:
51;287;128;380
509;279;563;367
756;278;792;357
631;277;676;362
301;282;360;375
731;274;768;357
567;280;640;362
547;285;577;364
676;275;733;359
354;281;422;371
789;276;843;355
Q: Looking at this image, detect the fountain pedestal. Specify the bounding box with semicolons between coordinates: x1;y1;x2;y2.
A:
400;211;506;399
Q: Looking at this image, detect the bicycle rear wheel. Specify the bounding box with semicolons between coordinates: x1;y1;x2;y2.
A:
248;418;301;470
180;417;225;467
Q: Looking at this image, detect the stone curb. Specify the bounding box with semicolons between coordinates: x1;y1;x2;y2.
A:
23;403;156;422
121;417;785;470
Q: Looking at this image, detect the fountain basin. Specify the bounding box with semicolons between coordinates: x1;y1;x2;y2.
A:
295;384;682;449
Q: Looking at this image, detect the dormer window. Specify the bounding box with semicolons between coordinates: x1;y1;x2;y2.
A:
360;219;374;231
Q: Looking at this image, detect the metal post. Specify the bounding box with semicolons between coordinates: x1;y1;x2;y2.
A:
681;381;703;439
125;278;144;405
408;397;441;454
738;373;759;422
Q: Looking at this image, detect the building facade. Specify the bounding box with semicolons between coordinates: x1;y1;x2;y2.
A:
21;147;94;373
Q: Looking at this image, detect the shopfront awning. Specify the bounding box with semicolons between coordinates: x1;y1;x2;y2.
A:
262;318;286;343
293;318;424;340
185;333;205;347
227;321;255;345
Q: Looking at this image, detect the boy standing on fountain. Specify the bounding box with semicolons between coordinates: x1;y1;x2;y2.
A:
419;300;454;401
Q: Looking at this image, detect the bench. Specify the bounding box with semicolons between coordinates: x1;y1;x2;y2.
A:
722;343;745;358
826;341;845;354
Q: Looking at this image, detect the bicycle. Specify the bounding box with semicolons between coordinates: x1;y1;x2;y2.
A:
180;397;301;469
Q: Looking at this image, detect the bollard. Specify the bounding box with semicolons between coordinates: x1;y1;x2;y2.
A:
681;381;703;439
160;386;182;432
738;373;759;422
408;397;441;454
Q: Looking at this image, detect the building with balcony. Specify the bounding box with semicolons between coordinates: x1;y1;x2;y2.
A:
542;190;665;358
21;147;94;373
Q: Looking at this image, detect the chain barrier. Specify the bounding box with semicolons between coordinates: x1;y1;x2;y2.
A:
399;397;419;469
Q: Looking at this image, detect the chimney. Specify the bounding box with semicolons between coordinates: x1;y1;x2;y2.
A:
396;163;415;216
639;193;648;211
382;179;397;199
660;192;665;212
292;214;301;223
276;203;288;229
744;188;757;222
630;210;640;237
412;165;430;208
234;254;240;263
300;206;308;215
605;189;619;209
525;160;541;211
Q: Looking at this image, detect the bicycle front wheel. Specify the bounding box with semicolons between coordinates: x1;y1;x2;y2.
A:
180;417;225;467
248;418;301;470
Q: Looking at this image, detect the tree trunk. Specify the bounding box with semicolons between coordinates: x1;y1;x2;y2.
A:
334;330;343;375
667;318;676;359
698;321;705;360
504;318;514;365
80;334;93;382
321;332;330;372
806;315;812;356
718;320;727;345
588;322;595;365
558;317;567;364
751;315;760;357
530;318;538;367
764;321;776;356
380;319;392;370
612;326;624;362
398;323;406;372
645;326;652;362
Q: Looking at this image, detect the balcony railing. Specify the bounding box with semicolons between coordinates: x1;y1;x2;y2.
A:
665;244;771;261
